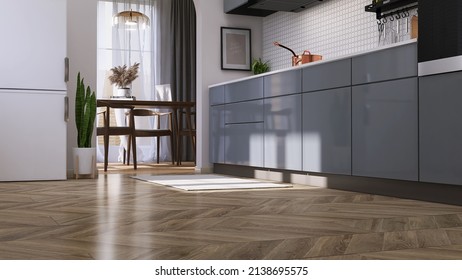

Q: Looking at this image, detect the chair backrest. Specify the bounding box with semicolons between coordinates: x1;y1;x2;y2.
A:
181;110;196;132
155;84;172;101
131;109;172;130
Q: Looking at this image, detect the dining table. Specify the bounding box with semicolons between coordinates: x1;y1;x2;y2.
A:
97;98;196;170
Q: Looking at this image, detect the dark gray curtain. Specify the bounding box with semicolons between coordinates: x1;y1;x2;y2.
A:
169;0;197;103
158;0;196;161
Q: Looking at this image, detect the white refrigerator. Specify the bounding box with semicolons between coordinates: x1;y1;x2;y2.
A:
0;0;68;181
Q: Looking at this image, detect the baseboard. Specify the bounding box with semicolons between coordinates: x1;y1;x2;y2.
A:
213;164;462;206
195;166;213;174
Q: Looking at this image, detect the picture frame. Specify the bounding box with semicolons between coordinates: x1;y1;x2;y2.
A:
221;27;251;71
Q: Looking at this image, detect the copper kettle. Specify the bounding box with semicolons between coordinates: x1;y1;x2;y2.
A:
274;42;322;66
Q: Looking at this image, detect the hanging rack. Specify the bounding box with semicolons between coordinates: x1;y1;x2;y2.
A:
365;0;417;20
380;4;417;22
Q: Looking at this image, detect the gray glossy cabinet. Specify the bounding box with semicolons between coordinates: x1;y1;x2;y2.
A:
420;72;462;185
225;122;264;167
303;88;352;175
225;77;263;103
210;105;225;164
352;43;417;85
264;69;301;98
210;85;225;105
303;59;351;92
225;99;264;124
352;78;418;181
210;85;225;164
224;98;264;167
264;94;302;170
210;43;421;184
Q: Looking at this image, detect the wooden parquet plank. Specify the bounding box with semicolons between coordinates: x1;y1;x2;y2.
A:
1;168;462;259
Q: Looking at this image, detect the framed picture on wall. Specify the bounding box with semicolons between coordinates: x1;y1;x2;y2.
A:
221;27;251;71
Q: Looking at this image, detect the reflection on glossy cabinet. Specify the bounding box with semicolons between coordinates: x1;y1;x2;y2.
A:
264;69;301;98
303;88;351;175
210;85;225;105
264;94;302;170
302;59;351;92
225;123;264;167
210;105;225;164
225;100;264;124
352;78;418;181
420;72;462;185
352;43;417;85
225;77;263;103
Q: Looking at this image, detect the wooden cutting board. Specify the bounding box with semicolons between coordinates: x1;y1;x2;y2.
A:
411;15;418;39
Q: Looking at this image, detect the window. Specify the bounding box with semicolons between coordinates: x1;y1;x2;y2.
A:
97;0;154;100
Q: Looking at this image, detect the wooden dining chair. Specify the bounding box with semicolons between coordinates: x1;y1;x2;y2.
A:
96;106;134;171
127;109;175;169
177;108;196;164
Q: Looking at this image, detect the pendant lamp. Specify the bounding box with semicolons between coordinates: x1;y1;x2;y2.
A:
113;9;150;29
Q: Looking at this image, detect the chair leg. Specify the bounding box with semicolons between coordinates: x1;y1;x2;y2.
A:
132;134;137;170
104;133;109;172
127;135;131;165
170;135;174;165
191;135;196;163
178;134;183;165
156;136;160;164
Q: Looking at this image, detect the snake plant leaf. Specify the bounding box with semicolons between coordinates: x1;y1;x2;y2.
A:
75;73;97;148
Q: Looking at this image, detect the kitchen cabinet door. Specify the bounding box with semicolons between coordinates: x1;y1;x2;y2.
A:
210;105;225;164
303;88;351;175
210;85;225;105
352;78;418;181
225;99;264;124
224;123;264;167
352;43;417;85
225;77;264;103
264;94;302;170
302;59;351;92
420;72;462;185
264;69;301;98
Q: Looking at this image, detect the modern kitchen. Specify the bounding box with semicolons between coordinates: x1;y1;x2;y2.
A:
210;0;462;206
1;0;462;264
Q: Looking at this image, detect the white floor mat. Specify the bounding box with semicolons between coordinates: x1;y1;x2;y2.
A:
132;174;292;191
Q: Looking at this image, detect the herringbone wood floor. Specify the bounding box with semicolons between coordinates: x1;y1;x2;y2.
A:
1;164;462;260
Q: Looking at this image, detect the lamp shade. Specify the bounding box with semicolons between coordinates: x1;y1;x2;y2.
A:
113;10;150;29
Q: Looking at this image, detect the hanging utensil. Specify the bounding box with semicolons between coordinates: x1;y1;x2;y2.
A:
377;19;385;46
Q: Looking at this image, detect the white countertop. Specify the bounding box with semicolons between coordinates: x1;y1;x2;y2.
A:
209;39;418;88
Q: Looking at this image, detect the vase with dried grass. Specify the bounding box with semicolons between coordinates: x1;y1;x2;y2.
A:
108;62;140;98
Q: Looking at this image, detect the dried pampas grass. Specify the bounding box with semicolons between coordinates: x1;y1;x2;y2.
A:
108;62;140;88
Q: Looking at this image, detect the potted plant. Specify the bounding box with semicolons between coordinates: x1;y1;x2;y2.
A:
251;58;270;75
108;62;140;97
73;72;97;178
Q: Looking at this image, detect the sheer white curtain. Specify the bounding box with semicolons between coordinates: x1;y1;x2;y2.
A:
97;0;173;164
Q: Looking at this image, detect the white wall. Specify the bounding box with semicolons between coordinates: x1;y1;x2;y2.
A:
66;0;262;174
263;0;417;70
194;0;263;172
67;0;98;175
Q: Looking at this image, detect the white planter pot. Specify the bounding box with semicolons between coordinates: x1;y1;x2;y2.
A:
115;88;131;98
73;147;96;178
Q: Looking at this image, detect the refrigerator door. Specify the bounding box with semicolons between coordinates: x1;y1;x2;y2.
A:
0;90;67;181
0;0;67;91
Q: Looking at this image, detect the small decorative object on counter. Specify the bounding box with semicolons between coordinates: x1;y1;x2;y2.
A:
251;58;270;74
273;42;322;66
108;62;140;98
